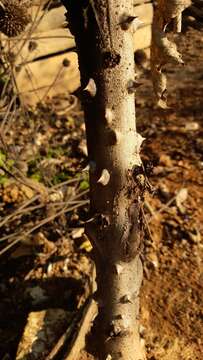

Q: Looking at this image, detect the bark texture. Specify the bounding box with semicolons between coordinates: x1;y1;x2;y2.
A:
62;1;146;359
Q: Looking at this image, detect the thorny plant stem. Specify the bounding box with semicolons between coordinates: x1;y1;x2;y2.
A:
62;0;146;359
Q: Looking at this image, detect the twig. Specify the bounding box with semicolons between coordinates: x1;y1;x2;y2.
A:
0;232;20;243
40;64;64;102
148;187;186;223
144;200;158;219
0;195;39;229
2;36;74;42
51;177;84;190
0;190;89;232
0;95;17;133
64;298;97;360
0;200;88;256
45;311;78;360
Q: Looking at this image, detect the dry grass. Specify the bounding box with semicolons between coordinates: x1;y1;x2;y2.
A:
0;0;88;257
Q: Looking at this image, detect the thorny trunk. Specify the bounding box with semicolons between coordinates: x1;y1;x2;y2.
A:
62;0;145;359
0;0;191;359
61;0;191;359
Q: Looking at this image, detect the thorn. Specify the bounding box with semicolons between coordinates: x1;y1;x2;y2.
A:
97;169;110;186
110;322;122;336
119;14;143;31
121;294;133;303
106;355;112;360
93;292;104;307
107;128;121;145
135;133;145;153
105;108;114;124
83;78;97;97
173;13;182;33
62;21;68;28
95;213;110;227
139;324;146;337
157;98;169;109
132;17;144;32
115;263;123;275
85;216;94;224
115;314;124;320
122;316;130;329
127;79;142;94
82;164;90;172
82;161;96;173
120;14;136;30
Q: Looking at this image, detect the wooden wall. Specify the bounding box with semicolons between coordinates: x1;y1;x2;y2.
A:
1;0;153;106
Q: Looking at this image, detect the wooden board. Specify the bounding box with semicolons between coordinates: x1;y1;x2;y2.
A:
134;25;152;51
1;2;153;106
15;52;80;107
134;3;153;25
2;28;75;65
2;3;152;64
134;0;152;5
29;6;66;33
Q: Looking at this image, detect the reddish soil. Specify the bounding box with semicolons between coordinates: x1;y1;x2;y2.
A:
137;27;203;359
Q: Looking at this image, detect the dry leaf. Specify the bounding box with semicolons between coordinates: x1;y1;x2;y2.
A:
151;0;190;107
71;227;84;239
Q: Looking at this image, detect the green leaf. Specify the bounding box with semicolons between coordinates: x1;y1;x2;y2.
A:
30;173;42;182
0;175;9;185
7;159;15;169
79;179;89;191
0;151;6;167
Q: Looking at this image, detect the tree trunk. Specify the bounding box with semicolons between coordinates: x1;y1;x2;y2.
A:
62;1;146;359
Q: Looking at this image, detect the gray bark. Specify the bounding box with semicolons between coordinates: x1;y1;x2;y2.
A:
62;1;146;359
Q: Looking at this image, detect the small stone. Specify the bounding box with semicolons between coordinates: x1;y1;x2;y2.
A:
188;229;201;244
148;253;159;269
21;185;34;199
159;154;173;168
185;122;199;131
49;190;64;202
176;188;188;214
26;286;48;306
158;183;170;201
71;227;84;239
47;263;53;275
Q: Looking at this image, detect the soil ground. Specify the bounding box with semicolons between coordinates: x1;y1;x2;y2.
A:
0;26;202;360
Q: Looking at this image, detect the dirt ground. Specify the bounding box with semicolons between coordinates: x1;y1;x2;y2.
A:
0;24;202;360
